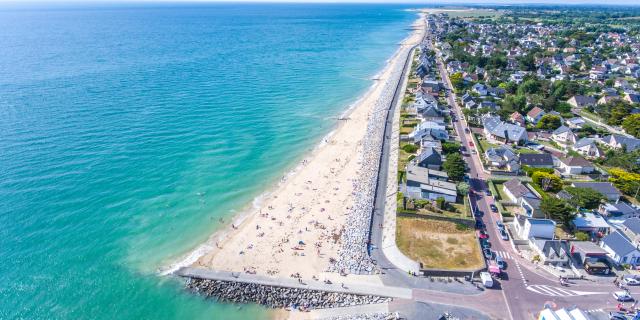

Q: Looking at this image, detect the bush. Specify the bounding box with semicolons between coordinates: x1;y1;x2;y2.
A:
522;165;555;177
575;231;589;241
402;144;418;153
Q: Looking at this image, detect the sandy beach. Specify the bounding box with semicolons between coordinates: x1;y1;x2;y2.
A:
180;14;426;282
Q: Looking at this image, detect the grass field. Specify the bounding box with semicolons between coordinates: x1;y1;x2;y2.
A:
396;216;484;270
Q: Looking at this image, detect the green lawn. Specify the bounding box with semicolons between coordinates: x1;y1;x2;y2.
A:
475;134;499;155
515;148;541;154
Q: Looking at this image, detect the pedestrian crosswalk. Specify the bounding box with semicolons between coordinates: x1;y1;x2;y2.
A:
526;285;607;297
495;250;513;260
585;308;604;314
526;285;579;297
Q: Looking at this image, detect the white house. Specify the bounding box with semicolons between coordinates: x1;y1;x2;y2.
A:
600;231;640;267
513;215;556;240
571;138;603;159
551;126;577;145
557;156;594;175
526;106;546;125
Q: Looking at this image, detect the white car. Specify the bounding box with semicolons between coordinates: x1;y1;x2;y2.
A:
623;277;640;286
613;291;634;302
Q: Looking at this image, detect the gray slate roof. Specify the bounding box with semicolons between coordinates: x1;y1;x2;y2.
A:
602;231;637;256
623;217;640;235
519;153;554;166
483;115;527;142
572;182;621;196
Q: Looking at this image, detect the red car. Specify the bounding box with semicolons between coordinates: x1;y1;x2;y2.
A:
469;141;474;147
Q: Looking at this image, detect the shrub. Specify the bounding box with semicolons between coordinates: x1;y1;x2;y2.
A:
402;144;419;153
575;231;589;241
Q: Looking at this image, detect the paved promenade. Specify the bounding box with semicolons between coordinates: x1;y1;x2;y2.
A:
176;267;412;299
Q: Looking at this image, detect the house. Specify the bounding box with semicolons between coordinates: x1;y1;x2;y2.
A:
419;105;444;123
570;241;609;265
416;147;442;170
557;156;594;175
600;231;640;266
598;95;620;105
600;134;640;152
502;178;536;204
530;238;571;267
567;95;597;110
410;121;448;143
538;307;590;320
526;106;546;125
480;100;498;110
565;117;586;129
472;83;488;96
571;212;611;236
625;93;640;104
571;182;622;202
551;126;577;145
513;215;556;240
621;217;640;245
483;115;528;144
405;164;457;202
571;138;604;159
510;112;526;127
519;153;554;168
599;202;639;218
485;145;519;172
421;80;441;92
521;196;543;218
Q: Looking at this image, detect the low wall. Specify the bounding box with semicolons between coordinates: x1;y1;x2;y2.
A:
420;268;486;278
397;211;474;227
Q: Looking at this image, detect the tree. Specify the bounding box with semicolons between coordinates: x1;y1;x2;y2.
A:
564;187;605;209
622;114;640;138
402;144;418;153
443;153;466;181
457;182;470;196
609;168;640;198
436;197;446;210
536;114;562;130
450;72;464;91
442;141;461;155
575;231;590;241
532;172;563;192
540;197;575;227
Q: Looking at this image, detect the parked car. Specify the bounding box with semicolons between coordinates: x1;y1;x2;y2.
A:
474;209;483;217
460;146;467;152
623;277;640;286
485;190;492;196
609;312;627;320
481;239;491;249
613;291;634;302
490;204;498;213
483;248;493;260
479;232;489;240
475;219;484;229
496;256;506;270
464;128;470;133
480;271;493;288
496;221;504;230
469;141;474;147
500;229;509;241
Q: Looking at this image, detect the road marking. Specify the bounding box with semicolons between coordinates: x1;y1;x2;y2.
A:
585;309;603;313
514;261;527;286
495;251;513;260
526;285;608;297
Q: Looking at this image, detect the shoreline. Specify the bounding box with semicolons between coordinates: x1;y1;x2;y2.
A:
161;13;426;280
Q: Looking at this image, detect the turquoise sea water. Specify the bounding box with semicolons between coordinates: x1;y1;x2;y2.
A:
0;3;414;319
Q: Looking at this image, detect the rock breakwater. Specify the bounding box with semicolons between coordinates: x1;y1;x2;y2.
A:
185;278;391;310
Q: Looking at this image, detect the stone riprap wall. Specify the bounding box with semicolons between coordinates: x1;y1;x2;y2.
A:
185;278;391;310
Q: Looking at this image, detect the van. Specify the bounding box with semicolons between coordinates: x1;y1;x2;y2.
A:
480;272;493;288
